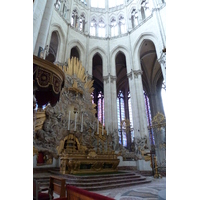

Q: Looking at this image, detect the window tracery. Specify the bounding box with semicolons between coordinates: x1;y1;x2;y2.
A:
131;8;138;28
79;13;86;32
90;18;97;36
110;18;118;37
118;15;126;34
98;19;106;37
71;9;79;28
117;91;126;146
144;90;155;145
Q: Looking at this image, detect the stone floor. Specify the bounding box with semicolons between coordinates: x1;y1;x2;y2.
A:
92;177;166;200
52;176;166;200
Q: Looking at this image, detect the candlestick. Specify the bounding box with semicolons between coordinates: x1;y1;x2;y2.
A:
74;112;77;131
68;111;71;130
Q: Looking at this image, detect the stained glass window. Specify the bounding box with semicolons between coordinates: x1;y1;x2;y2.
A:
117;91;126;146
97;91;104;125
144;91;155;145
79;14;85;32
71;9;78;27
91;92;94;104
119;16;126;34
90;18;97;36
110;18;118;37
131;9;138;28
98;19;106;37
128;92;134;141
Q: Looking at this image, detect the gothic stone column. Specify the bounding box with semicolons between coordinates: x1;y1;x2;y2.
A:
158;52;166;84
103;74;112;133
34;0;55;56
33;0;47;53
127;70;140;138
133;70;150;147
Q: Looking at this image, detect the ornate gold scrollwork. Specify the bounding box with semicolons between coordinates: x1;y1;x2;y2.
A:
148;112;166;131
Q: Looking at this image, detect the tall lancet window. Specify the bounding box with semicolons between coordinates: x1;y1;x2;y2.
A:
131;9;138;28
119;16;126;34
79;13;85;32
144;91;155;145
97;91;104;125
55;0;61;10
98;19;106;37
117;91;126;146
141;0;146;20
128;92;134;142
90;18;97;36
71;9;78;28
110;18;118;37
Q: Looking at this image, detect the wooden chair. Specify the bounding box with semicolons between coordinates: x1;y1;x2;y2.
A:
49;176;66;198
33;179;51;200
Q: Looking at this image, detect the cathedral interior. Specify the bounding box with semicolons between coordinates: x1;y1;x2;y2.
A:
32;0;166;199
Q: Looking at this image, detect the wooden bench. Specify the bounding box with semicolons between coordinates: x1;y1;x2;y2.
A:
66;185;114;200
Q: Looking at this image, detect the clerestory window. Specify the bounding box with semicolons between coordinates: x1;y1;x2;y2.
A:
119;16;126;34
90;18;97;36
98;19;106;37
110;18;118;37
79;13;86;32
71;9;78;28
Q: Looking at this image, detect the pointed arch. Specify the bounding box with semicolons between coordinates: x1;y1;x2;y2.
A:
132;32;163;70
88;47;107;76
66;40;86;63
110;45;131;76
47;23;66;62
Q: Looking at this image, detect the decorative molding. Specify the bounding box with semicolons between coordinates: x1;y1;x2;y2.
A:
103;74;110;84
110;75;117;83
157;51;166;66
133;70;143;78
127;69;133;80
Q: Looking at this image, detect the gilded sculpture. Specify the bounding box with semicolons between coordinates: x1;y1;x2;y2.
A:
33;57;120;173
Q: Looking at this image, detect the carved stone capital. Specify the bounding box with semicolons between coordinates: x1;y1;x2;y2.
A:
127;69;133;80
133;70;143;78
103;75;109;84
110;75;117;83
